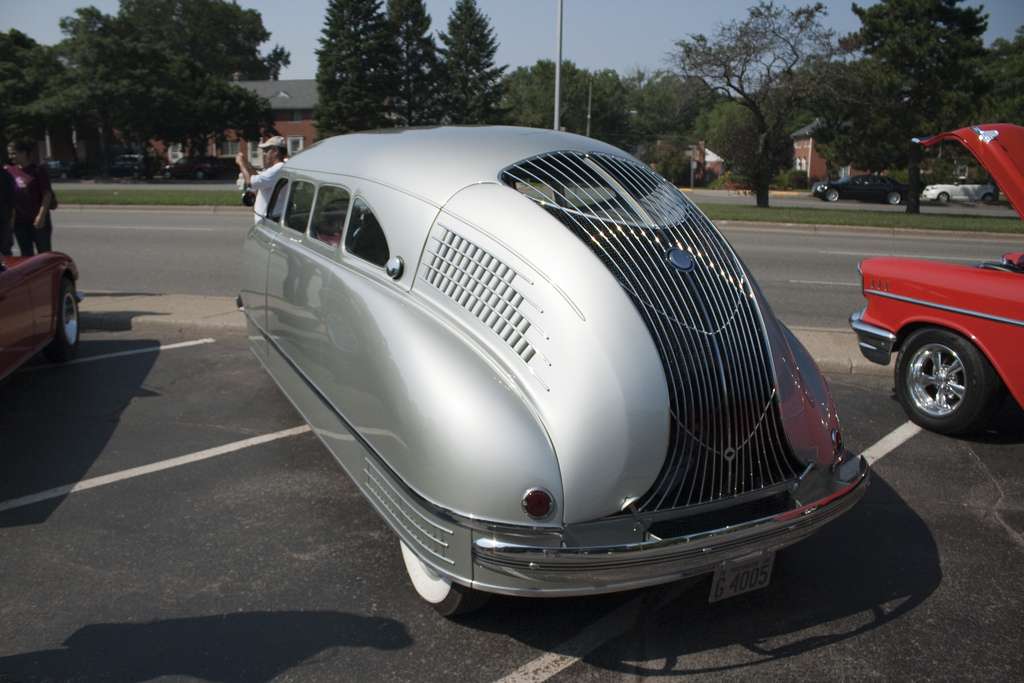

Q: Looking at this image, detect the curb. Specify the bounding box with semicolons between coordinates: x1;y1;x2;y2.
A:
78;293;891;377
80;293;246;333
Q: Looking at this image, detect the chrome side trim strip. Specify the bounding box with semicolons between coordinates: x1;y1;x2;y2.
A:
866;290;1024;329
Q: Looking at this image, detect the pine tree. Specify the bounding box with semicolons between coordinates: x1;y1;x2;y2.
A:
387;0;441;126
315;0;398;137
847;0;988;212
437;0;506;124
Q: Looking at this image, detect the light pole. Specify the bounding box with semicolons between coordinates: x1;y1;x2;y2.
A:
554;0;562;131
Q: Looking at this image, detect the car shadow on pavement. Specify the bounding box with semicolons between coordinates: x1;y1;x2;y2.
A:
968;394;1024;445
461;474;941;676
0;337;160;527
0;611;411;682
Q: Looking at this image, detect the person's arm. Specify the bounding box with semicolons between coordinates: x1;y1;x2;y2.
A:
34;190;51;229
236;152;256;184
34;167;53;230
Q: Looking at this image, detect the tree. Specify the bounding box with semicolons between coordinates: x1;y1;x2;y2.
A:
623;71;710;147
387;0;441;126
118;0;290;80
437;0;505;124
691;99;792;188
672;2;852;207
844;0;988;212
980;26;1024;124
623;71;717;179
501;61;631;143
500;61;559;130
575;68;630;142
51;1;277;164
50;7;170;171
315;0;398;136
115;0;284;151
0;30;64;147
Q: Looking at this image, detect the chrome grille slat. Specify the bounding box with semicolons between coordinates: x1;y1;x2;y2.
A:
501;152;803;513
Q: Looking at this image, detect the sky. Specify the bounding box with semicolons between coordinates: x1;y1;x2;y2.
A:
4;0;1023;81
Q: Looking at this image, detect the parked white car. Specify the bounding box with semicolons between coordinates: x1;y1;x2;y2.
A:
921;182;997;203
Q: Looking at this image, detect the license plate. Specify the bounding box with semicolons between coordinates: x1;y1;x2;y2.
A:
709;551;774;602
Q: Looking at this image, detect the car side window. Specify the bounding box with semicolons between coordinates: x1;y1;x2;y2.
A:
309;185;351;248
345;198;390;267
266;179;289;223
284;180;315;234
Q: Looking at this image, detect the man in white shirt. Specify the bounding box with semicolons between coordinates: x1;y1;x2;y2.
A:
236;136;288;223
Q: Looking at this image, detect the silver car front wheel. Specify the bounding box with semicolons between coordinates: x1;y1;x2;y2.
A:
400;541;489;616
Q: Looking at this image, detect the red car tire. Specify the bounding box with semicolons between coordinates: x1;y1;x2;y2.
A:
895;327;1004;435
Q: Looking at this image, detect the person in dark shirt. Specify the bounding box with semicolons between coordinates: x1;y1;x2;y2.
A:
4;137;54;255
0;164;14;256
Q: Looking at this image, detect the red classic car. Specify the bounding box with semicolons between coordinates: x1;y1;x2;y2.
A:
0;252;81;382
851;123;1024;435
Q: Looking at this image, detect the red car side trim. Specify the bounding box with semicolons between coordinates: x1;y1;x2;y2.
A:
866;290;1024;329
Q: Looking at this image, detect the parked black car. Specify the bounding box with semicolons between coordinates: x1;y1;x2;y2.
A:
812;174;909;205
109;154;154;179
43;160;82;179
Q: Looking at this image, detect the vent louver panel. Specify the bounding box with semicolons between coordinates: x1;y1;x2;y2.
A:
422;227;539;364
501;151;803;513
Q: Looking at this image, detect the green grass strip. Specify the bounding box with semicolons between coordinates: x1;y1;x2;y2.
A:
696;202;1023;234
56;189;240;207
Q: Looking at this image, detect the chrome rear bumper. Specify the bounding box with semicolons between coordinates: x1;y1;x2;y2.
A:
472;455;868;592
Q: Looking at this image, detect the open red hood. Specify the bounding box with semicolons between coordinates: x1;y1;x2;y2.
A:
914;123;1024;222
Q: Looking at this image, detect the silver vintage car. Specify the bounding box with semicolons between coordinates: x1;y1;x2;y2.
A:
239;126;869;615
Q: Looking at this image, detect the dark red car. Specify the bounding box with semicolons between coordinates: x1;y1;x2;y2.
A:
851;124;1024;435
0;252;80;382
162;156;219;180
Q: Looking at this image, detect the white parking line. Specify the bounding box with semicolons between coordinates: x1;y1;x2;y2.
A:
0;426;310;512
861;421;922;465
493;420;922;682
70;338;217;364
20;338;217;372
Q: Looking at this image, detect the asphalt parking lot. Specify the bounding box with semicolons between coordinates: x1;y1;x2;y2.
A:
2;306;1024;681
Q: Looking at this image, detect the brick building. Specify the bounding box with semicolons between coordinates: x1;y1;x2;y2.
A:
228;79;317;166
792;120;864;187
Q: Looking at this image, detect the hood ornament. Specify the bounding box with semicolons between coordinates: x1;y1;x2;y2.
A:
971;126;1000;144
